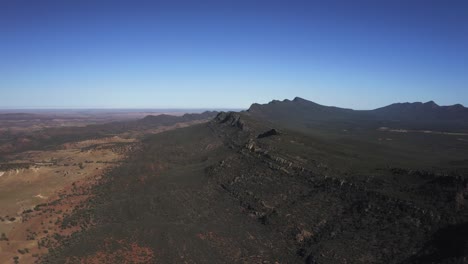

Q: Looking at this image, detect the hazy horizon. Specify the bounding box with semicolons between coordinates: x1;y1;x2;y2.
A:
0;96;465;112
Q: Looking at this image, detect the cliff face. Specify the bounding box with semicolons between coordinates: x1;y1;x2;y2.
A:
214;112;245;130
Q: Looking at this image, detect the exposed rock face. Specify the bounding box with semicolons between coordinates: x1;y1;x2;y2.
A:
215;112;245;130
257;128;280;138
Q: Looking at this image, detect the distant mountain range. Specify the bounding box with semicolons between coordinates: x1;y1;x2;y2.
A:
247;97;468;123
140;111;218;126
0;113;57;120
372;101;468;121
0;111;218;155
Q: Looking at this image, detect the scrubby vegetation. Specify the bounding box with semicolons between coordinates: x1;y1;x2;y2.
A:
40;100;468;263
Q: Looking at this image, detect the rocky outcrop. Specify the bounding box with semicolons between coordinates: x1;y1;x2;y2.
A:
257;128;280;138
214;112;246;130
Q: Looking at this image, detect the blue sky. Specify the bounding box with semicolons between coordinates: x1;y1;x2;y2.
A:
0;0;467;109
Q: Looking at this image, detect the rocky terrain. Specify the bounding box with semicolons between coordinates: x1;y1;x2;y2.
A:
1;100;467;263
28;98;468;264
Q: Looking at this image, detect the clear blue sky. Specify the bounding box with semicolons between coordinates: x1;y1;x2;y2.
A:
0;0;467;109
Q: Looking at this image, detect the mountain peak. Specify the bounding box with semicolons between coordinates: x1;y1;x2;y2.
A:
449;103;465;109
293;96;308;102
424;101;439;107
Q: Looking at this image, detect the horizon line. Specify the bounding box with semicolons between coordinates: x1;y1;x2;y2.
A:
0;107;245;110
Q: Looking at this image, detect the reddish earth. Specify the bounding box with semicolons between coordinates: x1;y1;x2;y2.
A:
67;239;154;264
1;174;98;264
0;136;132;264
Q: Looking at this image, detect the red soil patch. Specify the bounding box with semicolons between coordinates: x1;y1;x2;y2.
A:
66;239;154;264
2;175;99;263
